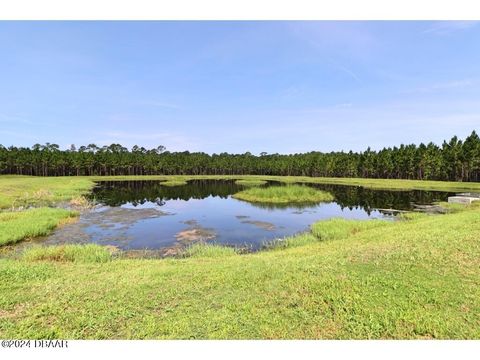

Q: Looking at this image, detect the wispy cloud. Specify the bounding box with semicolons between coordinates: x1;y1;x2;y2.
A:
423;21;479;35
95;131;200;151
403;79;475;94
333;62;361;82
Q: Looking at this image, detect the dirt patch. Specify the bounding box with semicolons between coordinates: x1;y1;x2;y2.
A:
0;303;26;320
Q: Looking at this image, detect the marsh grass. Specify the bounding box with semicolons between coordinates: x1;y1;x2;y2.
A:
160;180;188;187
234;179;268;187
267;233;319;249
435;201;480;213
0;208;78;246
22;244;113;263
269;218;390;249
183;243;238;258
232;185;334;204
69;195;94;209
398;212;430;221
311;218;391;241
0;176;93;209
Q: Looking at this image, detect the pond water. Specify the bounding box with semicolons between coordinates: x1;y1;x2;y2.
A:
35;180;453;255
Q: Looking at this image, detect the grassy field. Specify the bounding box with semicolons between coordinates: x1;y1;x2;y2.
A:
0;206;479;339
233;185;334;204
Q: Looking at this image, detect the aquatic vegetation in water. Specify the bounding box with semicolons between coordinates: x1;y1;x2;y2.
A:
69;196;94;209
234;179;267;187
175;227;217;243
160;180;188;187
240;219;276;231
232;185;334;204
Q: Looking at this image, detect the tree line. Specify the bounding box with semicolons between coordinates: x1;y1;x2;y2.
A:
1;131;479;182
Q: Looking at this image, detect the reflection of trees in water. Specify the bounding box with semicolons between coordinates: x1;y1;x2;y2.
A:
91;180;243;207
91;180;453;211
307;183;452;212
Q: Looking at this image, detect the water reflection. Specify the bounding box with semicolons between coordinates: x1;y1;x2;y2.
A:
91;180;453;213
21;180;454;254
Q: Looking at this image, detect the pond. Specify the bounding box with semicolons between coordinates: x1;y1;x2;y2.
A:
34;180;453;255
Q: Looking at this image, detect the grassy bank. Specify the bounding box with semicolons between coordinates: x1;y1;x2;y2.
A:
0;176;93;209
1;205;479;339
2;175;480;209
0;208;78;246
233;185;335;204
86;175;480;192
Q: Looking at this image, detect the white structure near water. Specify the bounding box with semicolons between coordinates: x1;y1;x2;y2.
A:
448;193;480;204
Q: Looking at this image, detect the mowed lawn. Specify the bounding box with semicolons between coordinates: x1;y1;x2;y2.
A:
1;207;479;339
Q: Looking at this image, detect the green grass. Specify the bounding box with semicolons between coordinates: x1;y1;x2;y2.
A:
232;185;335;204
435;201;480;213
22;244;113;263
234;179;268;187
311;218;391;241
160;180;188;187
0;176;94;209
1;175;480;339
1;207;479;339
267;233;320;249
183;243;238;258
0;208;78;246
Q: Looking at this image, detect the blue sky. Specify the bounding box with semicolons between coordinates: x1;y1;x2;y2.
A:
0;21;479;154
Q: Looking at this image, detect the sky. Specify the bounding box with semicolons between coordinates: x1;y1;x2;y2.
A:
0;21;479;154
